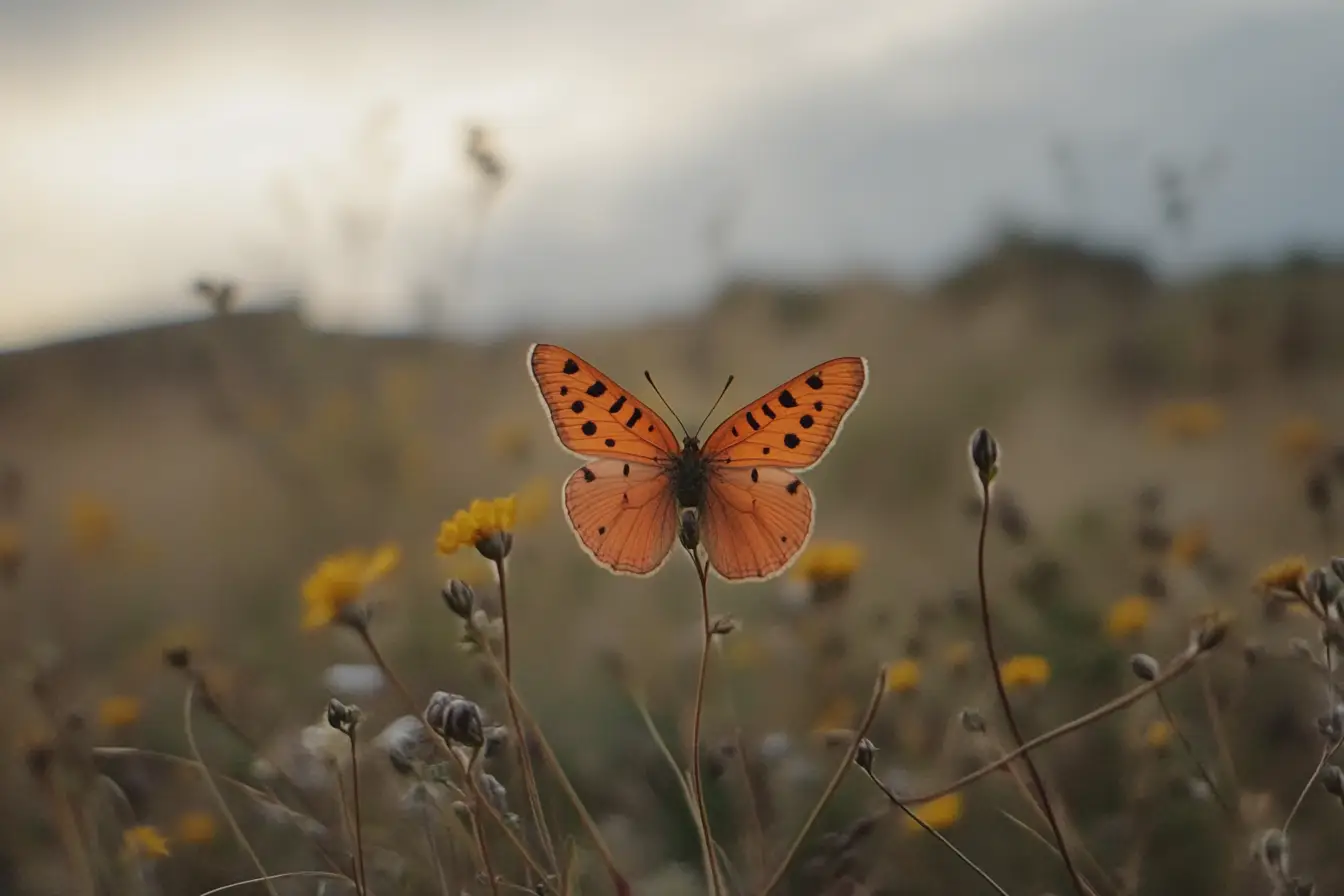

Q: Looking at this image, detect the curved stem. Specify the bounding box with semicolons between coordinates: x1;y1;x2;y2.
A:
976;484;1088;896
1154;690;1235;818
347;735;367;896
688;550;724;896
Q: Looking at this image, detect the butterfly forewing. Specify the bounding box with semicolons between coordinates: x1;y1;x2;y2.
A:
564;458;679;576
701;465;814;580
530;344;681;463
701;357;868;469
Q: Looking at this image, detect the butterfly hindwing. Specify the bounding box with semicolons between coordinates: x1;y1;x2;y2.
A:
563;458;679;576
530;343;681;463
701;464;815;581
700;357;868;469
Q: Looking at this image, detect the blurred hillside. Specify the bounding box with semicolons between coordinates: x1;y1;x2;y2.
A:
4;235;1344;894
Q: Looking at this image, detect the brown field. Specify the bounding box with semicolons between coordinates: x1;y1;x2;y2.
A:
4;240;1344;895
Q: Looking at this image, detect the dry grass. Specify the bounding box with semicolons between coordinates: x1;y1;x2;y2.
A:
3;258;1344;895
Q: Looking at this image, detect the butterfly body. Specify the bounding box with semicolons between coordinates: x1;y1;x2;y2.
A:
529;344;867;581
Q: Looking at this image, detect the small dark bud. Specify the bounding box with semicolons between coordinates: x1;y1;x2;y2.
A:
327;698;361;734
959;708;986;733
475;531;513;562
679;508;699;552
969;428;999;487
442;579;476;621
1255;828;1289;881
1316;704;1344;741
1130;653;1160;682
709;615;737;637
853;738;877;773
1195;617;1229;652
163;646;192;670
425;691;485;749
25;743;55;780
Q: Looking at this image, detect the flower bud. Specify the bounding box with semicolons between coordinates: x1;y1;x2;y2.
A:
425;691;485;749
441;579;476;620
1130;653;1160;682
968;428;999;487
853;738;877;773
679;508;700;552
1331;557;1344;584
475;531;513;562
1319;764;1344;799
326;698;362;734
959;708;987;734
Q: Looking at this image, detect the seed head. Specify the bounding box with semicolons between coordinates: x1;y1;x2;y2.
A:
958;708;987;734
679;508;700;552
853;738;878;773
1331;557;1344;584
1255;828;1290;882
710;615;738;637
1130;653;1160;682
326;699;362;734
1319;764;1344;799
1194;615;1230;653
442;579;476;621
968;428;1000;487
425;691;485;749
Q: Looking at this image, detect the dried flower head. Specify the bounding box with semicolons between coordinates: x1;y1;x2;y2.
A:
425;691;485;749
968;428;999;487
301;543;401;630
326;699;362;734
1319;764;1344;799
1130;653;1160;681
442;579;476;620
1255;556;1308;597
437;497;516;562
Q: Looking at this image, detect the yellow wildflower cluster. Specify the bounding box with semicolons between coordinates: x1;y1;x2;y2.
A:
1106;595;1153;640
1254;556;1307;594
68;495;118;556
1167;524;1209;568
902;792;963;832
123;825;170;859
174;811;218;845
437;497;517;556
300;543;402;630
884;659;922;694
1144;720;1173;750
1148;400;1224;443
999;655;1051;690
1272;416;1326;464
98;696;143;729
790;541;863;585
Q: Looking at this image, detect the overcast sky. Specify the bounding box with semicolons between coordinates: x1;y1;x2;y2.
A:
2;0;1341;348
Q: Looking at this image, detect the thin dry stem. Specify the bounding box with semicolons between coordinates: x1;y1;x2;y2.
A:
183;683;280;896
976;483;1088;896
758;667;886;895
1154;690;1235;818
688;549;724;896
1283;736;1343;834
196;871;357;895
347;734;368;896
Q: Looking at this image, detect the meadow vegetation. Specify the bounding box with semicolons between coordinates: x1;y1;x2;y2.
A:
3;242;1344;894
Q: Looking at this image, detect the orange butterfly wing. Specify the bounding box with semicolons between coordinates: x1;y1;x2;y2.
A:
700;357;868;469
563;458;679;576
701;465;814;580
529;344;681;463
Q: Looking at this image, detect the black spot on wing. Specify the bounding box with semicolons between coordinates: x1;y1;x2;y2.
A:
784;433;800;449
609;395;627;414
762;446;770;455
762;403;776;419
800;414;814;429
626;408;643;428
778;389;797;408
598;526;606;535
581;467;595;482
731;426;739;437
746;412;760;430
647;425;655;432
560;385;568;396
581;421;597;437
786;479;801;495
604;438;616;448
586;381;607;397
806;374;823;390
814;401;823;411
563;359;580;375
750;468;758;483
622;464;630;477
571;400;585;413
781;535;788;542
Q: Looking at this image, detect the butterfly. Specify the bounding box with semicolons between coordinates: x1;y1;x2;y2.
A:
528;343;868;581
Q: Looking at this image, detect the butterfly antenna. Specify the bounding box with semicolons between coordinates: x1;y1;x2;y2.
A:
643;371;691;438
694;375;735;439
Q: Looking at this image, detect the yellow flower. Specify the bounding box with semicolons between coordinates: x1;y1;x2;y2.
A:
903;793;963;832
68;495;118;556
174;811;217;845
1106;595;1153;640
811;696;855;733
884;659;922;694
1273;416;1326;464
1167;524;1209;568
1254;556;1307;595
300;542;402;630
123;825;170;859
943;641;973;671
999;655;1050;690
98;696;143;729
789;541;863;585
436;497;517;556
1144;720;1173;750
1148;400;1224;442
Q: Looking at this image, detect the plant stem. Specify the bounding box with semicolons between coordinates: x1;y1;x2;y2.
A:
688;550;724;896
975;483;1088;896
1154;690;1235;817
347;734;367;896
